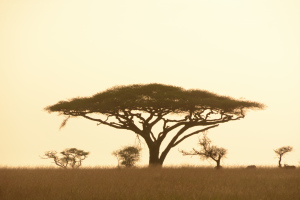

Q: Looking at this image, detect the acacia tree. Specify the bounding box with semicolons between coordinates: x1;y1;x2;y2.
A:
45;84;264;167
41;148;89;168
112;146;141;167
180;134;227;169
274;146;293;168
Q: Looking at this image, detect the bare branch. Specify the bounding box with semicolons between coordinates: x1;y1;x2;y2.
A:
135;134;142;148
59;115;71;130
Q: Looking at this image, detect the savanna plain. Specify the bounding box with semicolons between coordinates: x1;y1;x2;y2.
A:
0;167;299;200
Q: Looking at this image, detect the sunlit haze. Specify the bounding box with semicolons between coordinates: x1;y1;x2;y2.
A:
1;0;299;168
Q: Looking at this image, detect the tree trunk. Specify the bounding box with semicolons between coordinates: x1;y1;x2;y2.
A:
216;159;222;169
278;155;282;168
148;144;163;167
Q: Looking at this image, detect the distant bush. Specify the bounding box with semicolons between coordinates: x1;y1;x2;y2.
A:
112;146;141;167
283;164;296;169
41;148;89;168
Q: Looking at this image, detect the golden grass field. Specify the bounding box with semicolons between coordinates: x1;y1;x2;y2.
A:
0;167;299;200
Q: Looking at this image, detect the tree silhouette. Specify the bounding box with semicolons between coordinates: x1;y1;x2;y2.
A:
45;83;264;167
112;146;141;167
41;148;89;168
274;146;293;168
180;134;227;169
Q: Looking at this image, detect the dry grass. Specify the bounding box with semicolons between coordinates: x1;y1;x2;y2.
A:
0;167;299;200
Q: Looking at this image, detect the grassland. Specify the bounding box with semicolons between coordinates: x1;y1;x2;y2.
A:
0;167;299;200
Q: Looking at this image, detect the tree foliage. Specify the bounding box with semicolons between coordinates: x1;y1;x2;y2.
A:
181;134;227;169
46;84;264;115
274;146;293;168
41;148;89;168
45;83;264;166
112;146;141;167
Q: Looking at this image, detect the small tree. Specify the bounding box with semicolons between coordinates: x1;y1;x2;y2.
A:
112;146;141;168
181;134;227;169
41;148;89;168
274;146;293;168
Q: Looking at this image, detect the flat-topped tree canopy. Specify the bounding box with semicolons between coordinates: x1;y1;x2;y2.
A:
45;83;265;166
45;83;264;115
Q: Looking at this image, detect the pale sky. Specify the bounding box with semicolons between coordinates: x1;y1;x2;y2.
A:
0;0;299;167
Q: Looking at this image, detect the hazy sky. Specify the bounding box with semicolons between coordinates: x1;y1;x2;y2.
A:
1;0;299;167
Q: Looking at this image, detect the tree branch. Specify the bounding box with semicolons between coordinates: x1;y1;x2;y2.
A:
157;118;187;141
150;131;157;142
82;114;124;129
172;124;219;147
